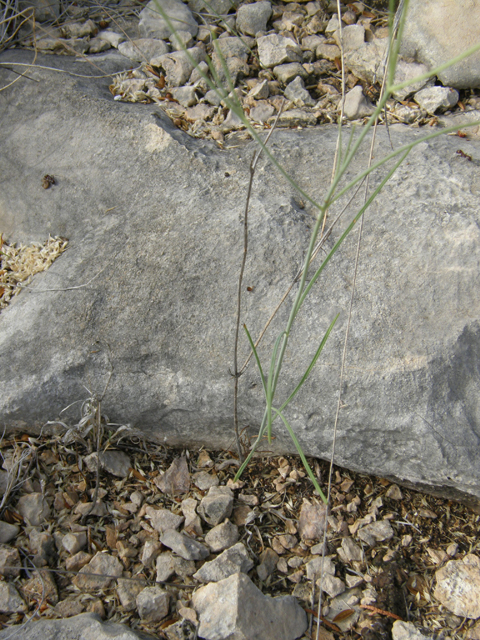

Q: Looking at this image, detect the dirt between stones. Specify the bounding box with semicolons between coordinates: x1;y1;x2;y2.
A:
0;427;478;640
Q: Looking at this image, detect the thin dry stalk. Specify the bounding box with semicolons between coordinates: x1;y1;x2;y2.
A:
232;100;285;461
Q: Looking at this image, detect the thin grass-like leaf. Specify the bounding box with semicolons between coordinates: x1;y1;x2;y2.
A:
272;408;327;504
279;313;340;413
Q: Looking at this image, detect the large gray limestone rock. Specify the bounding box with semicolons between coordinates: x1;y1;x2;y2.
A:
1;50;480;508
401;0;480;89
0;612;154;639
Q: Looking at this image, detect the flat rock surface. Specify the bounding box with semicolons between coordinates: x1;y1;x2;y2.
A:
1;50;480;507
0;612;155;639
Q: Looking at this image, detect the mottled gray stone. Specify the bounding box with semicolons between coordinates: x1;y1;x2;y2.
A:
192;573;307;640
29;529;57;566
169;30;194;52
414;86;459;116
98;30;125;48
62;532;87;555
160;529;210;560
198;486;234;526
117;39;169;64
401;0;480;89
2;50;480;509
0;612;156;640
117;578;146;612
0;546;20;578
193;542;253;582
0;582;27;613
84;450;131;478
320;573;345;598
187;0;239;14
214;36;249;61
305;555;335;580
204;519;239;552
357;520;394;546
0;521;19;544
333;24;365;52
192;470;219;491
16;492;50;526
284;76;315;107
236;1;272;36
136;587;170;623
337;537;363;563
392;622;432;640
344;85;375;120
257;548;279;581
152;48;206;87
273;63;307;84
171;86;197;108
145;507;184;534
73;552;123;590
434;555;480;619
257;34;302;68
139;0;198;40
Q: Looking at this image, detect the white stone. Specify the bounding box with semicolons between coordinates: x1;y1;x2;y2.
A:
344;85;375;120
237;1;272;36
139;0;198;40
0;582;27;613
194;542;253;582
257;34;302;68
434;555;480;619
204;519;239;552
401;0;480;89
160;529;209;561
136;587;170;623
414;86;459;116
392;620;432;640
192;573;307;640
357;519;394;546
198;485;234;525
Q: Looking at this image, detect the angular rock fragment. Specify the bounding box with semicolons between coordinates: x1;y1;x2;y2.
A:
204;519;239;552
344;85;375;120
23;568;59;605
29;529;57;567
192;572;307;640
73;552;123;590
84;450;131;478
0;582;27;613
16;493;50;526
434;554;480;619
155;456;190;496
257;34;302;68
116;578;146;612
0;521;19;544
146;507;184;533
0;612;151;639
236;1;272;36
194;542;253;582
160;529;210;561
298;499;327;541
62;531;87;555
357;520;393;546
198;485;233;526
414;86;459;116
139;0;199;40
0;545;21;577
137;586;170;623
257;548;279;581
117;39;169;64
337;537;363;563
